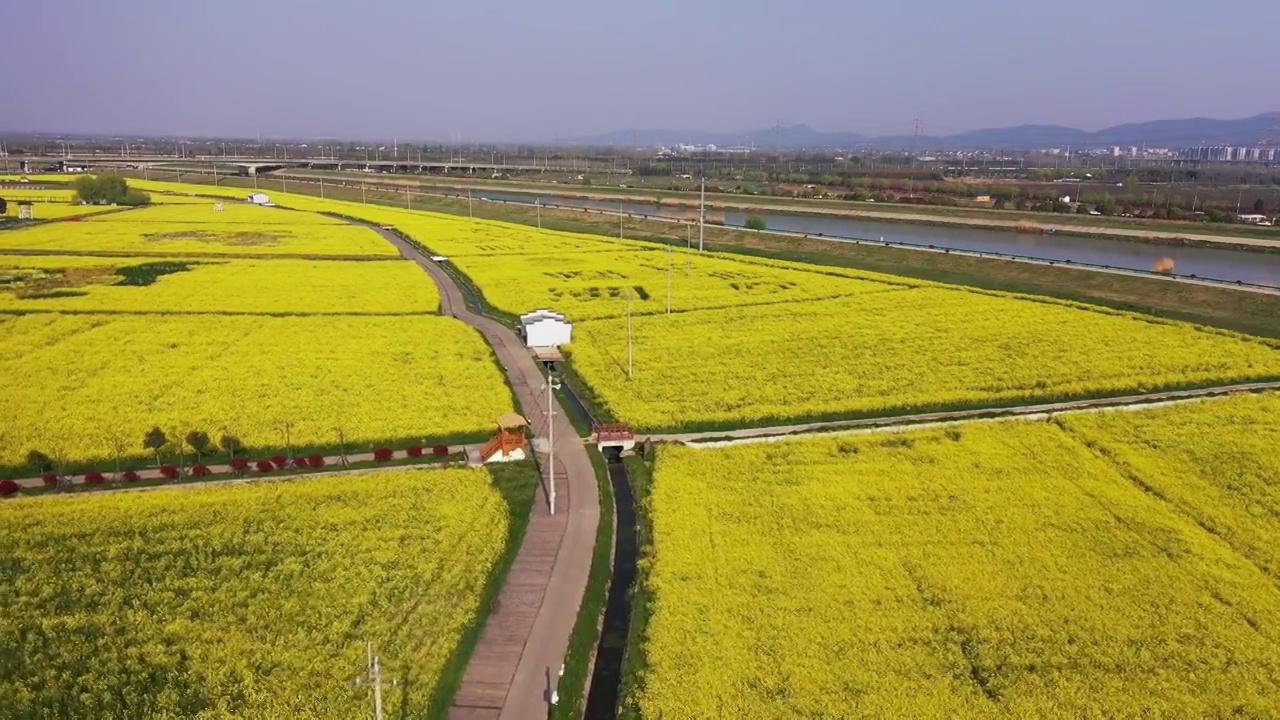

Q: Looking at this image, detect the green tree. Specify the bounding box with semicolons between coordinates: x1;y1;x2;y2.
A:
0;196;7;215
72;175;151;206
185;430;211;463
143;426;168;468
220;433;243;458
744;215;767;231
1254;197;1268;214
26;449;53;472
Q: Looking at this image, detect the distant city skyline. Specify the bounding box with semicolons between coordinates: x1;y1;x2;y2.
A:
2;0;1277;141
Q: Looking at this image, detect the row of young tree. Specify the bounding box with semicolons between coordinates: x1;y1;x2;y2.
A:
25;427;249;478
18;424;456;491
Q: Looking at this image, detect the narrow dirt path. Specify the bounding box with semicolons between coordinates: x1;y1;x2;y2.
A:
648;380;1280;445
368;226;600;720
8;442;477;489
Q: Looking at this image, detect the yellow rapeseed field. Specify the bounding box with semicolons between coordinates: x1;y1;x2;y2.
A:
1059;392;1280;582
1;466;532;718
0;312;510;467
638;395;1280;717
569;289;1280;429
0;255;439;314
1;193;510;470
114;180;1280;433
0;188;78;201
0;201;397;256
3;203;121;220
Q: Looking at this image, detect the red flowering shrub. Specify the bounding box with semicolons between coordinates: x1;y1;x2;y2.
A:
122;470;141;482
432;444;450;457
293;457;310;469
159;465;180;480
308;453;325;468
270;454;287;468
41;472;59;487
229;457;250;472
373;447;394;462
190;465;211;477
255;459;275;473
406;445;424;458
0;479;20;497
84;471;106;484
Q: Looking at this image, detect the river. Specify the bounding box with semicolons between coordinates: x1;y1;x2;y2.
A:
475;191;1280;288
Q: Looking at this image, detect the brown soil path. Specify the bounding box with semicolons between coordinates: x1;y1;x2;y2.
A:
369;226;600;720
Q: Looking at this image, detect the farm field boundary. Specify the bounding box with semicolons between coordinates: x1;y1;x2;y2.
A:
650;380;1280;445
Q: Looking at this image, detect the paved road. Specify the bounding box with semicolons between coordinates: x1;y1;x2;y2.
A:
369;226;600;720
648;380;1280;444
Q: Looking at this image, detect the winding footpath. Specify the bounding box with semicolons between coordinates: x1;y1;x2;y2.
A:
370;226;600;720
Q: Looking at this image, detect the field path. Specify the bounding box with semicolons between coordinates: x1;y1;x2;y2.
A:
369;225;601;720
648;380;1280;445
8;443;478;489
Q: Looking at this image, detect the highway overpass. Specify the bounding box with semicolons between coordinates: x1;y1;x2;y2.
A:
6;155;626;176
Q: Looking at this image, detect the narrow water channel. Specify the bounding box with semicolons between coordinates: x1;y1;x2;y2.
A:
476;190;1280;287
583;454;638;720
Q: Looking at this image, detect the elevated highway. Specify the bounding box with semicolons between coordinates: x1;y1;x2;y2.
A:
7;154;621;176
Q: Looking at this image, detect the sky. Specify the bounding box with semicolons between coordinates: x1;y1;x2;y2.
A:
3;0;1278;141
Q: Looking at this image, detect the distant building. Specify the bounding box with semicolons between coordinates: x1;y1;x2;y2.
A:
246;192;271;205
519;309;572;348
1179;146;1278;163
1237;214;1270;224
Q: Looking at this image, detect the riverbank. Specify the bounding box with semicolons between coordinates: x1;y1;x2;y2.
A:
280;169;1280;252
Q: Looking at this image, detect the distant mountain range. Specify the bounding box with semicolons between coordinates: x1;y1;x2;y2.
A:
570;113;1279;150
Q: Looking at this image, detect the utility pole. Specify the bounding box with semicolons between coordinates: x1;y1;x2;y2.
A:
355;641;398;720
468;189;473;220
626;288;633;378
619;202;624;239
405;186;410;209
536;199;541;230
320;176;325;199
667;243;672;314
362;180;367;204
686;223;691;273
699;177;705;251
544;372;561;515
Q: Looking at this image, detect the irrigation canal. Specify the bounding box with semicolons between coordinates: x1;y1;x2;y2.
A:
583;454;638;719
476;190;1280;288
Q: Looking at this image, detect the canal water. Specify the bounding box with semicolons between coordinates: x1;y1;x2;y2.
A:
476;191;1280;287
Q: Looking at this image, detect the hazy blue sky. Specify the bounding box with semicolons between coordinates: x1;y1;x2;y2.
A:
4;0;1277;140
